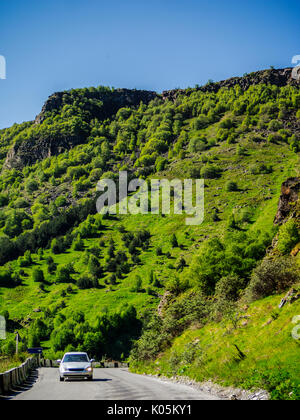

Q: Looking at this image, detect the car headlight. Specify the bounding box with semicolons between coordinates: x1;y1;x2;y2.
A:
85;366;93;372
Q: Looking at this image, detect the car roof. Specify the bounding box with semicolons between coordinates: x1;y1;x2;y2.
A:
64;352;88;355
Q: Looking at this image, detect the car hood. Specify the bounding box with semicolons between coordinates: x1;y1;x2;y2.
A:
61;362;91;369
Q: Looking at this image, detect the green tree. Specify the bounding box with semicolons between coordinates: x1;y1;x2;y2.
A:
88;255;102;278
130;276;142;292
171;234;178;248
200;165;220;179
226;181;238;192
32;268;45;283
56;264;73;283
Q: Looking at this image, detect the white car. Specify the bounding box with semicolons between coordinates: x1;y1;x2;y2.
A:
58;352;94;381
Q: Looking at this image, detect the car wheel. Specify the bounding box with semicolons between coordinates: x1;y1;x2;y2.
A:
59;376;64;382
88;376;93;381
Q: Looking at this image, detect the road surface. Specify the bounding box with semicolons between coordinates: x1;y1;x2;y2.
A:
7;368;221;400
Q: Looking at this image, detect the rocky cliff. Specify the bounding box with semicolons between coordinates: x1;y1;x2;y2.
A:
3;68;300;170
3;89;158;170
274;177;300;225
162;67;299;102
3;134;84;170
35;88;158;124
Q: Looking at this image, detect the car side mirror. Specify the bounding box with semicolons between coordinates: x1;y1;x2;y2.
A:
57;359;61;363
90;359;95;363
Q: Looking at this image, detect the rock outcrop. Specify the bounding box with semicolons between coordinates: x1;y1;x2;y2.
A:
4;89;158;170
3;134;83;169
35;88;158;124
274;177;300;225
157;291;172;317
162;68;299;102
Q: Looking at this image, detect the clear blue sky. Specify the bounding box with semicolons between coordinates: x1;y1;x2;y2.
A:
0;0;299;129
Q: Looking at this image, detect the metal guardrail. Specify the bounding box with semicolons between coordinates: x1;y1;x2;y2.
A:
39;359;129;369
0;357;38;395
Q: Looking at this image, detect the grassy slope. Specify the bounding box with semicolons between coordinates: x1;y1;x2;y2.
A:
0;354;29;373
130;283;300;399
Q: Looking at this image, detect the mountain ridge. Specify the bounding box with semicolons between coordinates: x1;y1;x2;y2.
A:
3;67;300;171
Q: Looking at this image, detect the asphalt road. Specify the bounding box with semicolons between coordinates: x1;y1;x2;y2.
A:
8;368;220;400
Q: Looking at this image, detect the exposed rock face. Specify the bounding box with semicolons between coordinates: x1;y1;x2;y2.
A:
35;92;65;124
35;88;158;124
157;291;172;317
279;288;300;308
274;177;300;225
4;89;158;170
4;134;83;170
162;68;299;102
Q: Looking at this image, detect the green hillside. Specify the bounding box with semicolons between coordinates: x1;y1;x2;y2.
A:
131;289;300;400
0;68;299;398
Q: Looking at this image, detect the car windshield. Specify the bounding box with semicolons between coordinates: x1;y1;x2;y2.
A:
63;354;89;363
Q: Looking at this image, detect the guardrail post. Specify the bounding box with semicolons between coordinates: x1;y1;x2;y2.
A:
0;373;4;394
3;371;11;393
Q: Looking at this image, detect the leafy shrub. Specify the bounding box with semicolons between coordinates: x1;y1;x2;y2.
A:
77;274;97;289
72;235;85;251
268;133;283;143
289;134;300;152
192;115;209;130
215;274;246;302
278;129;291;142
54;196;67;207
14;198;29;209
51;238;63;254
130;292;210;363
235;207;253;224
166;276;188;295
259;102;278;118
200;164;220;179
130;275;142;293
56;264;74;283
219;118;234;129
268;120;283;131
277;220;299;254
155;157;168;172
188;237;258;295
171;234;178;248
88;255;103;278
25;179;39;193
0;269;21;288
247;257;299;301
32;268;45;283
250;134;265;143
156;247;163;256
250;163;272;175
19;250;32;267
189;137;207;153
108;274;117;285
225;181;238;192
0;194;8;207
